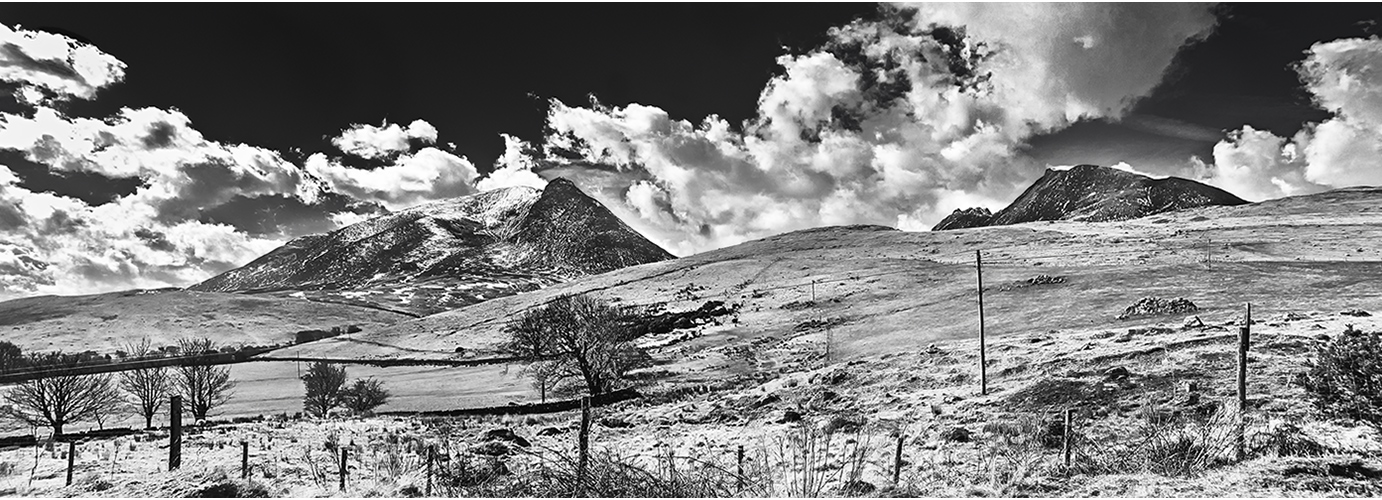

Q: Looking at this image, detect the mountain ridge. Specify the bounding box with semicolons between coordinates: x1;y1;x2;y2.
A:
189;178;674;314
933;165;1248;230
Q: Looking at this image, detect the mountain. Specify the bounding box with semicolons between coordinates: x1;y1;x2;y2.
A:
190;178;674;315
933;165;1247;230
932;207;993;230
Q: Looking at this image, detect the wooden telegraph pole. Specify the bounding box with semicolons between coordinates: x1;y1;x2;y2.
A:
976;250;987;395
1236;303;1251;459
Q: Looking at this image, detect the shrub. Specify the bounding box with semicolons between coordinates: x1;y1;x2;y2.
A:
1296;327;1382;431
1075;402;1239;477
341;377;390;414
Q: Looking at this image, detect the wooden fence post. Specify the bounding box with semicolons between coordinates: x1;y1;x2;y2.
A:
1236;303;1251;460
1062;409;1073;468
241;441;249;479
169;395;181;471
578;396;591;496
339;447;348;492
426;444;434;496
892;432;904;484
976;250;987;395
736;444;744;490
65;441;75;486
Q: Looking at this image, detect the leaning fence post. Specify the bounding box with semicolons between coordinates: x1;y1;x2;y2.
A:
169;395;182;471
893;432;904;484
578;396;591;496
426;444;435;496
241;441;249;479
1062;409;1074;468
65;441;75;486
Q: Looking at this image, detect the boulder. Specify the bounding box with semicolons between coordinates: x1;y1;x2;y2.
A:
777;410;803;424
482;428;531;448
939;426;971;443
469;441;510;456
1117;297;1198;320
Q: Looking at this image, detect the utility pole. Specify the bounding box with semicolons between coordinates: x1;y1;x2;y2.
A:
976;250;987;395
1236;302;1250;459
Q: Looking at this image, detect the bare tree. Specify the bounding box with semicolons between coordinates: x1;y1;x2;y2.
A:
117;339;169;429
172;338;235;422
502;294;650;397
301;361;347;418
1;353;120;436
525;360;562;403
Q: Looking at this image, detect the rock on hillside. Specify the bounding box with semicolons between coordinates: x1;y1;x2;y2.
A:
190;178;674;314
933;207;993;230
933;165;1247;230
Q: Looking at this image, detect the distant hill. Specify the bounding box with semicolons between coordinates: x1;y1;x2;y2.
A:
190;178;674;315
933;165;1247;230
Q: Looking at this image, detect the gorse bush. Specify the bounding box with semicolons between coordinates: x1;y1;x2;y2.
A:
1296;326;1382;431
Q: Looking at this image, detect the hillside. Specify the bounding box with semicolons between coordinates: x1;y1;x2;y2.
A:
12;186;1382;498
276;185;1382;369
0;289;407;354
190;178;674;315
933;164;1248;230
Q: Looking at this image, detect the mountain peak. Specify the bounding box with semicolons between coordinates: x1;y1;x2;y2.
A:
934;165;1247;231
190;180;672;314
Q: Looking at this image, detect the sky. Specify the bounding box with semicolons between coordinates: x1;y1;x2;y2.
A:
0;2;1379;299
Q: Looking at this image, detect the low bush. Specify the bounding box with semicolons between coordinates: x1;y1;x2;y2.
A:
1296;326;1382;431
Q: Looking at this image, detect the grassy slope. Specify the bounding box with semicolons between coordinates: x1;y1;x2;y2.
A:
8;187;1382;497
0;289;410;354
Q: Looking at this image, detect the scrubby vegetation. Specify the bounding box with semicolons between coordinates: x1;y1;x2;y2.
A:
1296;325;1382;431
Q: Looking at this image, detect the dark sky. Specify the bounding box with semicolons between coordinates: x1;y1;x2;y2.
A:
1;2;1372;175
1031;2;1381;172
0;2;878;172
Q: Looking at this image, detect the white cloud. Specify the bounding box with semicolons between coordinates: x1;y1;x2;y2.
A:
331;119;439;159
305;147;479;210
476;134;548;192
0;23;126;102
512;3;1217;254
1200;37;1382;200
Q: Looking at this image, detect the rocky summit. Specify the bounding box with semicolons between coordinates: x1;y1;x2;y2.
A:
190;178;674;314
933;165;1248;230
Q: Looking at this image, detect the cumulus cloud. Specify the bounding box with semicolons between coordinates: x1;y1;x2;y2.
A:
1200;37;1382;201
0;5;1225;297
493;3;1217;254
305;147;479;210
475;133;548;192
331;119;438;159
0;23;125;103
